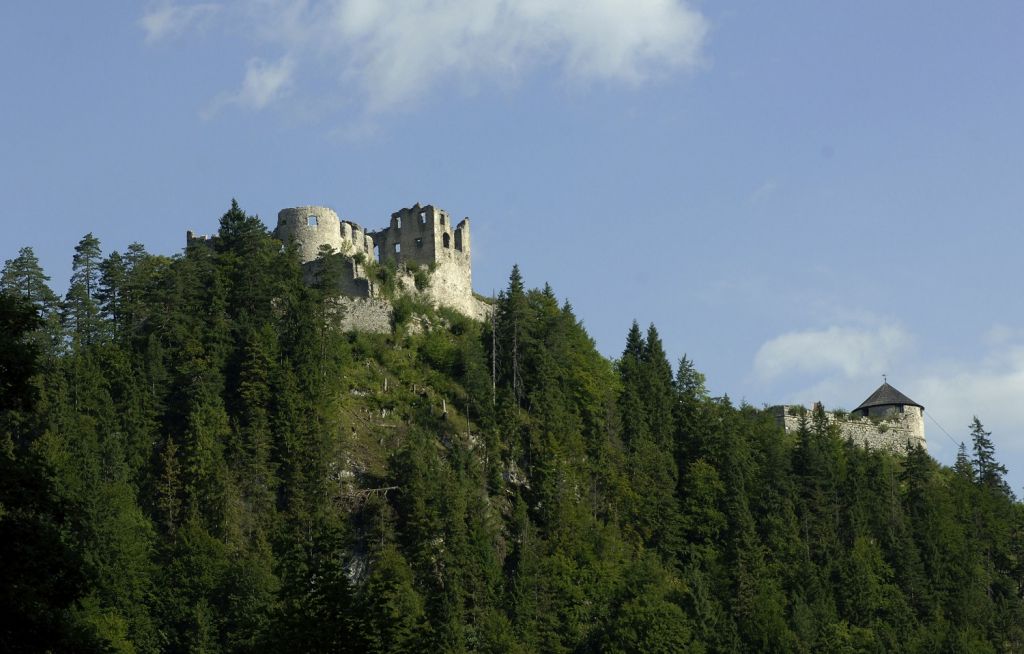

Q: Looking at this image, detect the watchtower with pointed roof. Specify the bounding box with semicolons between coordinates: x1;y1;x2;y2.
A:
772;381;926;454
851;382;924;419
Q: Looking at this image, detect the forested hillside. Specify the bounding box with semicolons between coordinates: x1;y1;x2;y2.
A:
2;202;1022;653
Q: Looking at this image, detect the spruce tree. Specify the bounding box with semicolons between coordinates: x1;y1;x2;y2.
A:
970;417;1010;497
64;233;103;344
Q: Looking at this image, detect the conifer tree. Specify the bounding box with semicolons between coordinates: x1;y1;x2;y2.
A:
1;246;60;311
64;232;104;344
970;417;1010;497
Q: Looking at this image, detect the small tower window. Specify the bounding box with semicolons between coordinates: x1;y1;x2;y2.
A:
396;216;402;229
419;211;427;224
454;230;463;251
307;215;318;226
443;233;451;248
394;243;401;254
440;215;446;226
415;237;423;248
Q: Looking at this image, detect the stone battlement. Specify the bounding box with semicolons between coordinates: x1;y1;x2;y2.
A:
275;206;376;263
188;201;488;328
771;405;927;454
771;382;927;454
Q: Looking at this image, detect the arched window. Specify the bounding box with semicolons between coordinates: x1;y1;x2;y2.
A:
443;233;451;248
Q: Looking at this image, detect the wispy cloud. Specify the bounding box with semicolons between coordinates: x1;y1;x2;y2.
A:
143;0;709;114
320;0;708;110
140;3;220;44
752;321;1024;470
202;56;294;117
754;322;911;381
915;342;1024;456
750;180;778;204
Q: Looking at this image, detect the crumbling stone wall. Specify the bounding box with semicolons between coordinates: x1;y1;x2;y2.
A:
273;202;480;320
772;405;927;454
334;298;392;334
275;206;375;263
371;204;471;272
190;201;486;325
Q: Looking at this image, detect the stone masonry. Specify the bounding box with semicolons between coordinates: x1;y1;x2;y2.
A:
771;382;927;454
189;202;490;331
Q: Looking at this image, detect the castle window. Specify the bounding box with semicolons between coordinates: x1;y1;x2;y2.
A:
373;244;380;261
396;216;402;229
454;230;463;251
394;243;401;254
443;233;451;248
415;237;423;248
307;215;318;226
419;211;427;224
440;215;446;226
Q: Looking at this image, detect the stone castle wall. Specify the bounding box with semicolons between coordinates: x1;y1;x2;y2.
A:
265;202;486;324
188;201;488;329
372;205;470;269
334;297;392;334
772;405;927;454
275;206;375;263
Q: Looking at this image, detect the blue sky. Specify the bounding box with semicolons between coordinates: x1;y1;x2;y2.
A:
3;1;1024;488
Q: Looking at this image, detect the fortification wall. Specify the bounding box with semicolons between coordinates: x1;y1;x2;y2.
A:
300;257;373;298
333;297;392;334
275;206;374;263
373;205;471;271
772;406;927;454
200;201;485;323
422;259;474;315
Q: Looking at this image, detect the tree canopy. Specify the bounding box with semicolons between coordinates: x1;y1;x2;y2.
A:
1;204;1022;652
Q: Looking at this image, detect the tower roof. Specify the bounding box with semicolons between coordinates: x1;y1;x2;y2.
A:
854;382;923;412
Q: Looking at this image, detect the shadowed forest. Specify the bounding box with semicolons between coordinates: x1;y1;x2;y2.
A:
2;203;1022;653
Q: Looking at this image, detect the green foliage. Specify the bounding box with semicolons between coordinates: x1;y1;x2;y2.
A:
2;211;1023;652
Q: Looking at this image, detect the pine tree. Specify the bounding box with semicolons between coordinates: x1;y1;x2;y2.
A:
64;233;104;344
97;250;127;332
970;417;1009;497
1;246;60;311
953;442;973;482
495;265;528;404
2;246;64;354
0;299;98;652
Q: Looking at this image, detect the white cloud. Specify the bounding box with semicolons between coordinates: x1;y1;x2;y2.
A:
328;0;707;109
754;323;911;381
140;3;220;44
203;56;294;117
145;0;708;113
914;343;1024;457
752;322;1024;478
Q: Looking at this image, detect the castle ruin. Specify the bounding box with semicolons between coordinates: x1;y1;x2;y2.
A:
772;382;927;453
189;202;489;330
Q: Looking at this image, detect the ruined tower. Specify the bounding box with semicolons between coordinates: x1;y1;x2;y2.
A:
262;202;485;321
273;206;375;262
370;204;474;314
